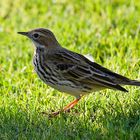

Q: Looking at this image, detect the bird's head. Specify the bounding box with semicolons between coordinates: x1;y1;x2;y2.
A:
18;28;60;49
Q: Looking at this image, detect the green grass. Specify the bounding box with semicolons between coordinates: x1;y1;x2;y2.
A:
0;0;140;139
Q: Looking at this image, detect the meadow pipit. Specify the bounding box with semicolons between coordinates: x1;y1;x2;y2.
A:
18;28;140;116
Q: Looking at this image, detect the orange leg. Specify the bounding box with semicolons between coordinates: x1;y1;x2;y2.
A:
50;96;82;117
63;97;80;111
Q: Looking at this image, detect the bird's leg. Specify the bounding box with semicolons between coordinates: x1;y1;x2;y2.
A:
50;96;82;117
63;97;81;112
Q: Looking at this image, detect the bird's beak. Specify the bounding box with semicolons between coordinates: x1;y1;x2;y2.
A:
17;32;29;36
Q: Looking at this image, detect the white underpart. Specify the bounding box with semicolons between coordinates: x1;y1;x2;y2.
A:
32;41;45;48
48;81;83;97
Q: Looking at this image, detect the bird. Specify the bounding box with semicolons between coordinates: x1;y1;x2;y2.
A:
18;28;140;116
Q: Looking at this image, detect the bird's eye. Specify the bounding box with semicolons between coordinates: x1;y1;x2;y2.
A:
33;33;39;39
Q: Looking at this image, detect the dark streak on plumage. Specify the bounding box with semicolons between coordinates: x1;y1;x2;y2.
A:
77;66;91;75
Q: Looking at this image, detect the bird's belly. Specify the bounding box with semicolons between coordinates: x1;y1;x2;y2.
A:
47;81;83;97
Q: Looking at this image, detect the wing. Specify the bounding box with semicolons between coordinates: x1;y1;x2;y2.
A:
49;50;128;92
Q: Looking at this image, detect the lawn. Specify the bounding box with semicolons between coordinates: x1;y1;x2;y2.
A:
0;0;140;139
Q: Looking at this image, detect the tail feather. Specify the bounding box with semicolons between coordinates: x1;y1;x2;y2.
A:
114;85;128;92
124;80;140;86
119;79;140;86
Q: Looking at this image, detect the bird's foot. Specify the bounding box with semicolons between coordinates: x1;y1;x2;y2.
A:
42;96;82;117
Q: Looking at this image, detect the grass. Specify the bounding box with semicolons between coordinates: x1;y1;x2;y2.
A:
0;0;140;139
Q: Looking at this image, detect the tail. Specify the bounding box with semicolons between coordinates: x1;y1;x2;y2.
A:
123;80;140;86
112;79;140;93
